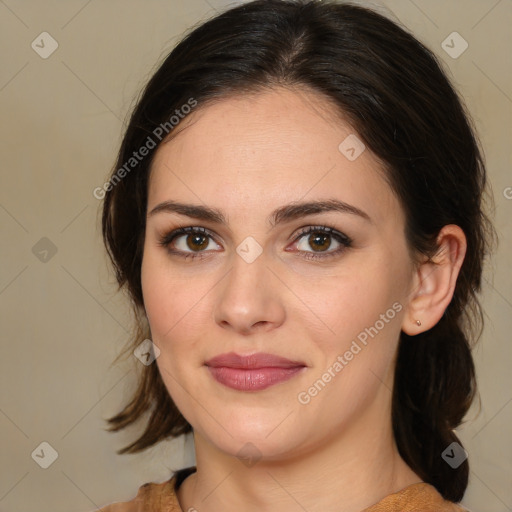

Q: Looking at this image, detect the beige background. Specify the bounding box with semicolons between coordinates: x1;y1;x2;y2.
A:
0;0;510;511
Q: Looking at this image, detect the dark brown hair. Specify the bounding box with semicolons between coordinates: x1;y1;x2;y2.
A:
101;0;495;502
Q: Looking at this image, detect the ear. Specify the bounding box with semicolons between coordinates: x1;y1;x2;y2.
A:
402;225;467;335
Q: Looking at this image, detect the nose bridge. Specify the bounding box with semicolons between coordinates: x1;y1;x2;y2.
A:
213;246;284;333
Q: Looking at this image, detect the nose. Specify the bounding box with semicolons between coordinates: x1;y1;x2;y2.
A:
213;250;286;335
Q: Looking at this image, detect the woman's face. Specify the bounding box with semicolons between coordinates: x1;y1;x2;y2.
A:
141;87;417;461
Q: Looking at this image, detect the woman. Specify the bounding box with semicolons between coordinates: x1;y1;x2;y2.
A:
98;1;494;510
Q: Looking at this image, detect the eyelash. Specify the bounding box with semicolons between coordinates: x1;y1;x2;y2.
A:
158;225;352;262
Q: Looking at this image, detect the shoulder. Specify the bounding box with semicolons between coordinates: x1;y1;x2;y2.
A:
96;475;180;512
362;482;472;512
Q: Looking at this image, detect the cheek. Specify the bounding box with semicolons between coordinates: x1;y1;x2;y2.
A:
140;248;216;364
294;256;405;343
141;249;192;343
141;259;173;338
141;253;205;416
292;252;409;406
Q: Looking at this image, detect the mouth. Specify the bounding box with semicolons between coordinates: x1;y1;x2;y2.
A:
204;352;307;391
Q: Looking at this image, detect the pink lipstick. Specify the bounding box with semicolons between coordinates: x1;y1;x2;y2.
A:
205;352;306;391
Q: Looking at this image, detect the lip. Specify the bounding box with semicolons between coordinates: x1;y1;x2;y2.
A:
205;352;307;391
205;352;306;369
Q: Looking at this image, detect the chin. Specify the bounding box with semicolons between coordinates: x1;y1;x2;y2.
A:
218;424;305;460
226;437;294;464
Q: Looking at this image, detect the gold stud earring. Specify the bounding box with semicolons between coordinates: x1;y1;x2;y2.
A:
415;319;422;326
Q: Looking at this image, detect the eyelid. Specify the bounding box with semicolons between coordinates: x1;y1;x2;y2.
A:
292;225;352;244
158;226;221;250
287;225;352;260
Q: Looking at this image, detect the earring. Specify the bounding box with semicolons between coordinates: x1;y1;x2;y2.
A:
415;319;422;326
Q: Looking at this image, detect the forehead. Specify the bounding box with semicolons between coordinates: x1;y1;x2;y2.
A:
147;87;400;224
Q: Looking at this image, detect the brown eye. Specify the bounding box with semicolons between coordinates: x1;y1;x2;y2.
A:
185;233;210;251
292;225;352;261
306;232;331;252
158;226;221;260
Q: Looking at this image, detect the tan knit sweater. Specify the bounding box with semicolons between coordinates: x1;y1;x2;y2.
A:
97;467;469;512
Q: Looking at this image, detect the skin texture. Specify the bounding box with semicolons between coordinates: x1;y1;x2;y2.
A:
141;87;466;512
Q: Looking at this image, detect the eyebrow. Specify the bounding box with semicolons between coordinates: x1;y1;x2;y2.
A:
148;198;371;227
